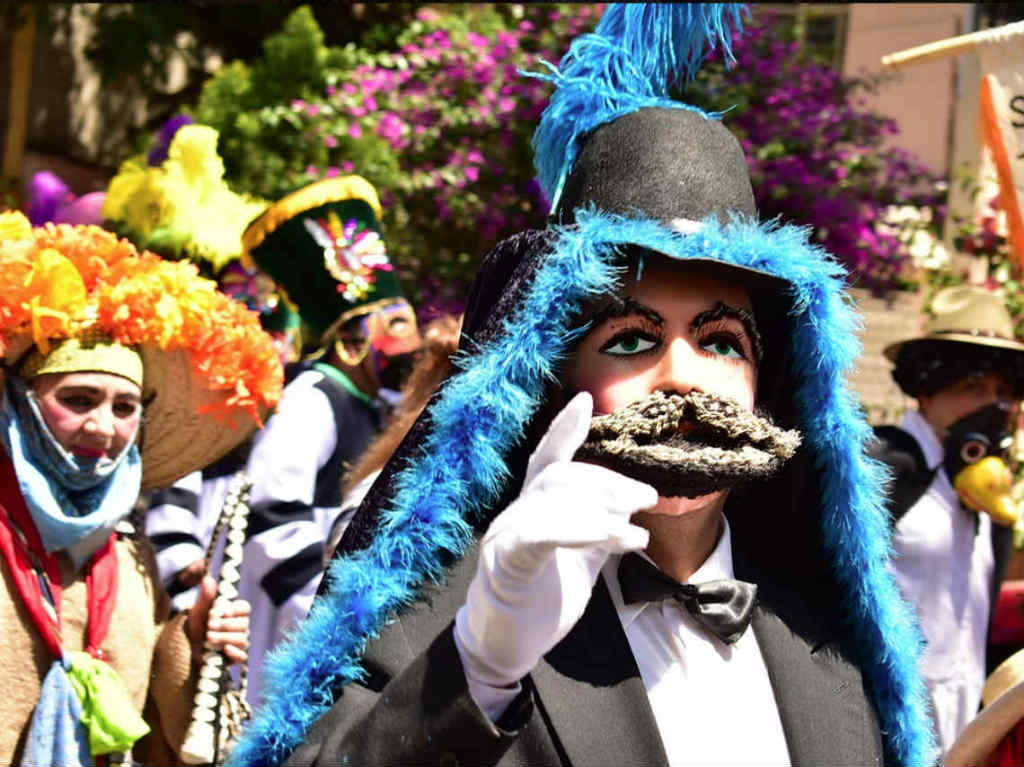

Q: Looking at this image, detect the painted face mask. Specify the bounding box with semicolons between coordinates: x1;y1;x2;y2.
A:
576;389;802;498
334;300;421;379
359;302;422;390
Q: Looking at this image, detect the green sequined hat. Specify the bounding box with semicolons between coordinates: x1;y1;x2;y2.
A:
242;176;405;344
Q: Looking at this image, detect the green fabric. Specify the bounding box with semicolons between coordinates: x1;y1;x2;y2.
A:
261;299;301;333
249;198;404;339
313;362;375;411
66;651;150;755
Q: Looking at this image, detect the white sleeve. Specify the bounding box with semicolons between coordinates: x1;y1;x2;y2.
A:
243;373;338;617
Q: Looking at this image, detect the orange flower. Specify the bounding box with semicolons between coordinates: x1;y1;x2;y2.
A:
22;249;88;353
2;222;283;420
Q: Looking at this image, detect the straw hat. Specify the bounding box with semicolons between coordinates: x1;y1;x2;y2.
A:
946;648;1024;766
884;285;1024;362
0;212;283;489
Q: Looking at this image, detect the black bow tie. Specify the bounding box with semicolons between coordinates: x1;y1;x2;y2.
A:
617;552;757;645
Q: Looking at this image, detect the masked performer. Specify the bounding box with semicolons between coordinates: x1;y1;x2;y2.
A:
0;212;282;765
233;6;936;766
871;285;1023;753
236;177;421;707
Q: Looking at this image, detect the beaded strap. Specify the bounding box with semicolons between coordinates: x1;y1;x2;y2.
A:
179;471;253;766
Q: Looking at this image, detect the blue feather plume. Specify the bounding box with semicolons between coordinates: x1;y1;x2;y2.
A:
527;3;746;211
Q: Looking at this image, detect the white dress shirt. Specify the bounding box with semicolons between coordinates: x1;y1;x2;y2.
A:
465;518;791;765
889;409;993;753
601;518;791;766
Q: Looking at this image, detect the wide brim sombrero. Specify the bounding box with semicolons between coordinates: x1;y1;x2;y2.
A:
884;332;1024;363
136;347;271;489
884;285;1024;362
0;213;283;489
945;648;1024;766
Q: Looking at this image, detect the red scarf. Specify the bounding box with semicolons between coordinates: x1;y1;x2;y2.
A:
0;452;118;659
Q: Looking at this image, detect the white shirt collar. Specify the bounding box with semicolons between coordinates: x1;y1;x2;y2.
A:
604;516;734;629
900;409;944;470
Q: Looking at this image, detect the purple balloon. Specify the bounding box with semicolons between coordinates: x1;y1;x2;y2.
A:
27;171;71;226
54;192;106;226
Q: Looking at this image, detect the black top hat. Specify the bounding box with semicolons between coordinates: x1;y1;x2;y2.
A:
556;107;756;224
555;106;785;298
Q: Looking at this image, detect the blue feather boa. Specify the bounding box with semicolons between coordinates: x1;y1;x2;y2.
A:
232;210;936;766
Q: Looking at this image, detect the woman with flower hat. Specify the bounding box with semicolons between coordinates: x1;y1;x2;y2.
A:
0;212;282;765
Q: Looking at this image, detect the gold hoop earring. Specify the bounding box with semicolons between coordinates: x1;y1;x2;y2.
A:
334;337;371;366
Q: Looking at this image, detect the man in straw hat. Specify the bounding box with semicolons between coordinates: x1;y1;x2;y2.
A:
234;5;936;766
872;284;1024;752
235;176;421;708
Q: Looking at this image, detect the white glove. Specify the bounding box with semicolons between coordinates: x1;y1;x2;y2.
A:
453;392;656;713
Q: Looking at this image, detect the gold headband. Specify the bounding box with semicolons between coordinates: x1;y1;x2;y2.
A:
20;332;143;388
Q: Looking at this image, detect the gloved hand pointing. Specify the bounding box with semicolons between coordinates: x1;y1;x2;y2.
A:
454;392;656;699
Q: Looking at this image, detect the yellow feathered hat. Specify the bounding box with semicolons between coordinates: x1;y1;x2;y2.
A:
102;120;268;272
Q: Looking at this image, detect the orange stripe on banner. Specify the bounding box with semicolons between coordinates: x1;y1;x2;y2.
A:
980;74;1024;270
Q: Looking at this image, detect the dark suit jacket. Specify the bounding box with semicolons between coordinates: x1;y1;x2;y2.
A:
287;544;883;766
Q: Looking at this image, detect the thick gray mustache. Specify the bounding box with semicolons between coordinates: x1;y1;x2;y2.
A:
574;390;802;498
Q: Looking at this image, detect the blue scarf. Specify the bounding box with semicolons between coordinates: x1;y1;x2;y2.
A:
0;379;141;568
21;658;91;767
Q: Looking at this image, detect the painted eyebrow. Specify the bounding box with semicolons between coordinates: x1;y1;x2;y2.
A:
586;297;665;332
57;385;103;396
58;385;141;403
690;302;764;363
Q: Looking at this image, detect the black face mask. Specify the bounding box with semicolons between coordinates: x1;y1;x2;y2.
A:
942;401;1013;483
377;351;418;392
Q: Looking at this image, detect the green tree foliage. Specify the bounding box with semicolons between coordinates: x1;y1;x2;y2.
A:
187;5;595;315
84;4;422;128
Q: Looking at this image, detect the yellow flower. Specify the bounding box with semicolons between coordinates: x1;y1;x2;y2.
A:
104;124;267;269
0;211;32;242
23;248;88;353
166;124;225;196
102;159;147;224
188;190;267;271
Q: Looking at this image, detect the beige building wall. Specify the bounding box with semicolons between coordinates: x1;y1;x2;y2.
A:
841;5;974;424
843;3;972;177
